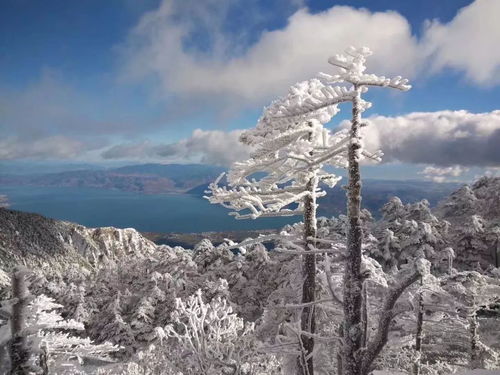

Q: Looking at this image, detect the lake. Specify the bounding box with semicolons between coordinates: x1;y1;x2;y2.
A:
0;186;296;233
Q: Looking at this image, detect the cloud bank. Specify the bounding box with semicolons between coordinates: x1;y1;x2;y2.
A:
102;110;500;169
123;0;500;105
102;129;251;167
0;136;95;160
360;110;500;167
0;70;127;160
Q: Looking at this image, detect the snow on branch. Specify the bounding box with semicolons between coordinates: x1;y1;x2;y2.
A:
240;79;349;146
325;46;411;91
206;119;348;220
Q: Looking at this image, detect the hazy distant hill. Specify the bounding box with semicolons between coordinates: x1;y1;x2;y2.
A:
0;163;225;194
318;178;462;217
0;161;108;176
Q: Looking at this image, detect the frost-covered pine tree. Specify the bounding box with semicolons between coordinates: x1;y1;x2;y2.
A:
250;46;411;375
373;198;449;271
8;268;30;374
90;291;136;356
321;49;412;375
206;80;351;374
0;269;119;374
208;46;415;375
438;177;500;269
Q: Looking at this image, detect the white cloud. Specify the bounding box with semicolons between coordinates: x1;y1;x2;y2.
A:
357;110;500;167
0;69;90;138
419;165;469;183
422;0;500;85
122;0;500;106
0;69;162;161
102;129;252;166
122;2;420;104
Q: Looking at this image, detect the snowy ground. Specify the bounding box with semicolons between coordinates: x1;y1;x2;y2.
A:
373;371;500;375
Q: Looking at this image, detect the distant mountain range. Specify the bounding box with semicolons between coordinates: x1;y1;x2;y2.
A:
317;178;462;218
0;163;463;217
0;163;225;194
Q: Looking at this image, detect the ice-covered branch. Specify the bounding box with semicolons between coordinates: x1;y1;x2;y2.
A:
206;121;348;221
325;46;411;91
256;86;355;128
240;80;350;147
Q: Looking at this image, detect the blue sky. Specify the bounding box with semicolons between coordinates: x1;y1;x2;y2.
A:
1;0;500;182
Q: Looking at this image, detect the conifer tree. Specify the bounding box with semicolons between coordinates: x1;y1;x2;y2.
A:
250;46;420;375
207;81;350;374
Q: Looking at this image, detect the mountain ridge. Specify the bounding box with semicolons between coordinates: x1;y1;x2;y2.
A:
0;163;225;194
0;208;157;272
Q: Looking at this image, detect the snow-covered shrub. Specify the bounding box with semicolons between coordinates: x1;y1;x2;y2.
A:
160;289;280;375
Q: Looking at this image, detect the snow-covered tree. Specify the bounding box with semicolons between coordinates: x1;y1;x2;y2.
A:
0;269;119;374
318;51;410;375
26;295;119;373
252;46;411;375
206;78;351;373
7;268;30;374
438;177;500;269
207;46;415;375
90;291;136;356
373;198;449;271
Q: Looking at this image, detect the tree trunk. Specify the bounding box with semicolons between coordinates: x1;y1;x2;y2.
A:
9;268;30;375
342;85;364;375
413;278;424;375
469;308;479;369
337;325;343;375
298;175;318;375
361;282;368;349
494;238;499;268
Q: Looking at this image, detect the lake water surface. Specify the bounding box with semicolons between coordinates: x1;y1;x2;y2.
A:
0;186;296;233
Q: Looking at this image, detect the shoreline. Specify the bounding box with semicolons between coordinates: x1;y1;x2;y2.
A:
142;229;279;248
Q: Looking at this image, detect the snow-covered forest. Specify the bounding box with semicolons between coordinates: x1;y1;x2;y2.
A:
1;47;499;375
